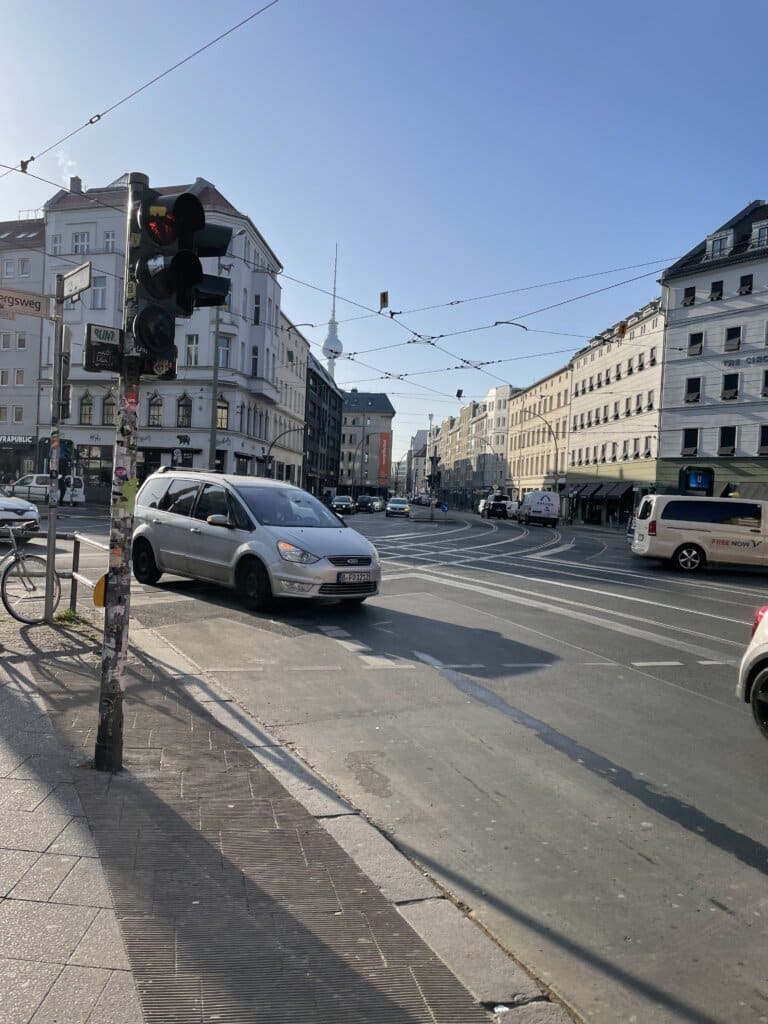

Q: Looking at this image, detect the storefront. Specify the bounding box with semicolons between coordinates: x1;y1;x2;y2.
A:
0;434;36;482
138;446;200;481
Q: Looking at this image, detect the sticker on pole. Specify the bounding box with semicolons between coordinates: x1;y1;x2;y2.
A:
93;573;108;608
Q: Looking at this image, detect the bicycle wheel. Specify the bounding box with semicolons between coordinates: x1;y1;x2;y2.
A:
1;555;60;624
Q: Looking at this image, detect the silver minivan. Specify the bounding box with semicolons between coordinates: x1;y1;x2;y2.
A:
132;469;381;607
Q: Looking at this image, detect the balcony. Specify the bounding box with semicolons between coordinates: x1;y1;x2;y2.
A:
245;376;280;404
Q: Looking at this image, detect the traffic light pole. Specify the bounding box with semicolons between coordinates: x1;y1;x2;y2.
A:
93;171;147;773
44;273;65;622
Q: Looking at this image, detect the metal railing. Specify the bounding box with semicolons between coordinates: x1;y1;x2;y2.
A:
68;532;109;613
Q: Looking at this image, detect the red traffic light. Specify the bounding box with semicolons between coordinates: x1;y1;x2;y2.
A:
140;192;205;248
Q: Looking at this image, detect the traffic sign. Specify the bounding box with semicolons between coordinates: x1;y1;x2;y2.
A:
84;323;123;373
0;285;49;318
63;261;92;300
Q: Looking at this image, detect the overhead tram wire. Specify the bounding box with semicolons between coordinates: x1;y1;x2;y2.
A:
2;2;283;181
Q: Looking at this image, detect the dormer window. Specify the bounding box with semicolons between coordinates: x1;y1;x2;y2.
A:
709;234;730;258
753;222;768;248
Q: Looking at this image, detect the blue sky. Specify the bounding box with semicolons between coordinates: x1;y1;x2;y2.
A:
2;0;767;457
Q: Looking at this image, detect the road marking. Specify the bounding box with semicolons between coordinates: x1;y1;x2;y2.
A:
502;662;554;668
286;665;342;671
697;660;732;666
527;541;575;559
360;655;411;669
319;626;351;637
442;663;485;669
631;661;683;667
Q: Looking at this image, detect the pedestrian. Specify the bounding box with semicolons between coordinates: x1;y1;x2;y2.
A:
58;472;67;505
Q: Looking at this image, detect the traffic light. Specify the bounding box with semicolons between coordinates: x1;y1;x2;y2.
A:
132;190;233;378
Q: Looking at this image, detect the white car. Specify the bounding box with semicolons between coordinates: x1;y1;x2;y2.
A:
737;605;768;740
0;494;40;540
5;473;85;505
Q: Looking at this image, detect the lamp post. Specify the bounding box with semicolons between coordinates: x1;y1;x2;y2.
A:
263;425;304;479
208;227;245;470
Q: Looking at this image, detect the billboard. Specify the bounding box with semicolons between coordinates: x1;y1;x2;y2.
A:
377;431;392;485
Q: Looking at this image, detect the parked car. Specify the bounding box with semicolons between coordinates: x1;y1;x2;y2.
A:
370;497;385;512
518;490;560;527
477;497;488;516
483;494;517;520
737;605;768;740
132;470;380;608
386;497;410;518
356;494;374;513
330;495;357;515
5;473;85;505
0;494;40;540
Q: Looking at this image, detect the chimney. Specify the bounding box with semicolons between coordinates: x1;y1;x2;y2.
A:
69;176;82;194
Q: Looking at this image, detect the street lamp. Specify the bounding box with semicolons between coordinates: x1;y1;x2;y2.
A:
208;227;246;470
263;424;304;478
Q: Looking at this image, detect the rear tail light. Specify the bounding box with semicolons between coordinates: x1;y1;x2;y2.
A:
648;520;657;536
751;606;768;638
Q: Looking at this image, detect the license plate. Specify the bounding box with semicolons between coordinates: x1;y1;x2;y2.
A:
338;571;370;583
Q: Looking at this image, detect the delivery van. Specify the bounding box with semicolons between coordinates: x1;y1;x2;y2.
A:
518;490;560;527
631;494;768;572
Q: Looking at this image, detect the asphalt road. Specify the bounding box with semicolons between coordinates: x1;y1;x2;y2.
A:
45;508;768;1024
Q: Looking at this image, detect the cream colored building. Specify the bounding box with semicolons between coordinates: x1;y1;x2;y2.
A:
508;366;571;499
272;313;310;484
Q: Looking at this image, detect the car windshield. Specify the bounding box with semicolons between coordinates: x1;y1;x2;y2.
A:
390;499;406;505
236;486;342;528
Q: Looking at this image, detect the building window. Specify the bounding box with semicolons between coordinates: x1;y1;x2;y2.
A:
104;230;116;253
718;425;736;455
721;373;739;401
622;440;629;460
759;226;768;248
613;401;620;420
635;393;643;413
102;395;116;425
16;332;26;350
709;280;723;301
14;369;23;386
185;334;198;366
681;428;698;456
632;438;640;458
0;407;5;422
91;275;107;309
711;236;727;257
72;232;90;255
218;335;231;369
615;363;622;380
216;396;229;430
644;436;652;457
684;378;701;403
687;332;703;356
79;393;93;425
177;394;192;428
739;274;753;296
759;425;768;456
650;346;657;365
3;259;15;278
251;346;259;376
0;333;9;351
763;370;768;398
647;389;655;409
724;326;742;352
627;358;634;375
253;295;260;325
0;369;7;386
51;235;61;256
18;258;30;278
624;397;631;416
638;353;645;370
13;406;22;423
148;394;163;427
682;286;696;307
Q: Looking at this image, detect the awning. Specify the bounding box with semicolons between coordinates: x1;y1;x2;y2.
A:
567;484;586;498
579;482;603;499
590;483;614;501
726;481;768;500
606;482;635;500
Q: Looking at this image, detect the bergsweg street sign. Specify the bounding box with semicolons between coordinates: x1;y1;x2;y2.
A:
84;323;123;373
63;261;92;301
0;285;49;319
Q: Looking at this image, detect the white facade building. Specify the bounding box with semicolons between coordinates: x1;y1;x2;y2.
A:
659;201;768;497
273;312;310;484
40;175;285;489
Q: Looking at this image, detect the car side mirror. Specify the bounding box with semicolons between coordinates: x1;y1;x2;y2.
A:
207;514;232;529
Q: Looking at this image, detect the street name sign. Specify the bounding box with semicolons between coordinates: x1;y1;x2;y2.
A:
63;261;92;300
0;286;49;318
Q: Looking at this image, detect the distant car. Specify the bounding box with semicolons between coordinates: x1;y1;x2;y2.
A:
386;498;410;518
0;494;40;540
370;497;385;512
477;497;488;516
737;605;768;740
483;494;516;520
331;495;356;515
356;494;374;513
5;473;85;505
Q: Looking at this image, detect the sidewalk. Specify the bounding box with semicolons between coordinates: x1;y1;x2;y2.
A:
0;615;575;1024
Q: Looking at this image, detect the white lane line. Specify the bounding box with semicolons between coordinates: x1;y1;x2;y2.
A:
442;663;485;669
583;661;619;666
501;662;555;668
527;541;575;559
697;659;734;666
359;655;411;669
286;665;342;671
631;661;683;667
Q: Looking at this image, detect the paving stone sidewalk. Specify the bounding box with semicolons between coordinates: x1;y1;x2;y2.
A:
0;615;574;1024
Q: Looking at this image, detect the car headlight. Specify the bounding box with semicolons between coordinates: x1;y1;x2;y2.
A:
277;540;320;564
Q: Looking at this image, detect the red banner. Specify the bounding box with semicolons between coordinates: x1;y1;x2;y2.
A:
377;431;392;484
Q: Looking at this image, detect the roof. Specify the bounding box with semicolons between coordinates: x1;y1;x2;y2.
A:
342;390;396;417
662;200;768;281
308;352;342;396
0;218;44;251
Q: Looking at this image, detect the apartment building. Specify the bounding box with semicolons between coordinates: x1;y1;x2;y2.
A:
40;174;285;487
338;390;395;496
272;312;310;485
508;367;570;501
0;217;46;479
658;201;768;498
303;352;343;498
567;298;664;523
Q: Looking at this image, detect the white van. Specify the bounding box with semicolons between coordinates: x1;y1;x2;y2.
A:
518;490;560;527
5;473;85;505
631;494;768;572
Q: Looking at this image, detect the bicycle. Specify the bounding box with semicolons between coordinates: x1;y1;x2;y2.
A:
0;526;60;624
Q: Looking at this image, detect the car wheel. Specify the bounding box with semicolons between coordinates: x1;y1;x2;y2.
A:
132;540;161;585
673;544;705;572
749;666;768;740
236;558;272;611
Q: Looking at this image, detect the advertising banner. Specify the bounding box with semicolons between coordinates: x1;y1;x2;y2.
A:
377;431;391;484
